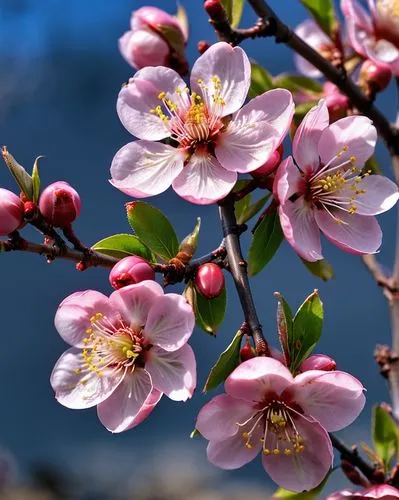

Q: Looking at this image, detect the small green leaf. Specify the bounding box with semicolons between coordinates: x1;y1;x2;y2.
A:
175;3;189;41
248;208;284;276
203;329;243;392
179;217;201;260
221;0;244;27
2;147;34;200
190;428;201;439
372;405;399;470
32;156;43;203
249;62;274;98
275;292;293;367
290;291;323;373
273;469;332;498
236;194;270;225
195;286;227;336
126;201;179;261
273;74;323;95
299;0;336;37
301;258;334;281
92;234;154;261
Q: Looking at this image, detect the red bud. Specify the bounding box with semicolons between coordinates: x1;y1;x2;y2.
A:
109;256;155;289
39;181;81;227
194;263;225;299
0;189;24;235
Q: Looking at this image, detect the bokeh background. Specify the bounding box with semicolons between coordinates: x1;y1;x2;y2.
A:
0;0;397;498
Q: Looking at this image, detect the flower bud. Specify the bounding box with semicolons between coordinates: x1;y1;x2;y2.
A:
323;83;349;122
39;181;81;227
251;145;284;178
194;263;225;299
300;354;336;372
359;60;392;94
197;40;211;54
204;0;226;19
240;338;256;362
0;188;24;235
109;256;155;289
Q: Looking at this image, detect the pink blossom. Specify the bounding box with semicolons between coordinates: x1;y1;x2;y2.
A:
0;188;24;236
51;281;196;433
196;357;365;492
327;484;399;499
341;0;399;75
110;42;294;205
274;100;399;261
39;181;81;228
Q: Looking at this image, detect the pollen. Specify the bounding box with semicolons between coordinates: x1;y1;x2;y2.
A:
273;449;280;455
158;91;166;100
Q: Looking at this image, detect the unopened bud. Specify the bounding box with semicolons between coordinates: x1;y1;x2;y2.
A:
0;188;24;235
240;337;256;362
194;263;225;299
204;0;227;20
300;354;336;372
251;145;284;178
177;218;201;264
39;181;81;227
109;256;155;289
359;60;392;94
197;40;211;54
323;83;349;122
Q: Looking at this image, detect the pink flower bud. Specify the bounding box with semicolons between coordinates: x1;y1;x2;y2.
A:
109;256;155;289
204;0;226;19
119;29;171;69
323;82;349;122
251;145;284;178
240;338;256;362
300;354;336;372
194;263;225;299
39;181;81;227
360;60;392;92
0;188;24;236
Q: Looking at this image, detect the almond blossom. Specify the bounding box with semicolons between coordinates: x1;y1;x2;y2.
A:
341;0;399;75
196;357;365;492
110;42;294;205
51;281;196;433
327;484;399;499
274;100;399;261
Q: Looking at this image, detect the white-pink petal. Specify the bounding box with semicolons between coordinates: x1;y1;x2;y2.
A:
190;42;251;117
274;156;303;205
50;347;123;410
110;140;184;198
348;175;399;215
225;357;293;403
96;368;153;433
286;370;365;432
294;20;331;78
145;344;196;401
172;153;237;204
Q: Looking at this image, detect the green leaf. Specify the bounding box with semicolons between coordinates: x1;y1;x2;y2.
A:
273;469;332;498
290;291;324;373
221;0;244;27
249;62;274;98
301;258;334;281
126;201;179;261
275;292;293;367
248;208;284;276
92;234;154;261
175;3;189;41
32;156;43;203
1;147;34;200
273;74;323;95
195;285;227;336
236;194;270;225
203;329;243;392
299;0;336;37
190;428;201;439
372;405;399;470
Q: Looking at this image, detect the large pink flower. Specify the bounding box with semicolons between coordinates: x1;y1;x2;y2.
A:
110;42;294;205
196;357;365;492
274;100;399;261
327;484;399;499
341;0;399;75
51;281;196;433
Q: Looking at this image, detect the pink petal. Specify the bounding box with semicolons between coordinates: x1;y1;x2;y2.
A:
118;29;169;70
144;293;195;351
110;140;184;198
50;347;123;409
363;485;399;498
206;422;262;469
262;414;333;492
366;38;399;65
286;370;365;431
145;344;196;401
274;156;304;205
326;490;356;499
109;281;164;329
172;153;237;204
318;116;377;169
348;175;399;215
341;0;374;32
294;20;331;78
225;357;293;403
196;394;255;441
279;199;323;262
117;66;189;140
190;42;251;117
55;290;117;348
315;209;382;255
96;368;153;433
293;100;329;171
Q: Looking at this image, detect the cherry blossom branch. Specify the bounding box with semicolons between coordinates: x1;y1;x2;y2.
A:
219;197;269;355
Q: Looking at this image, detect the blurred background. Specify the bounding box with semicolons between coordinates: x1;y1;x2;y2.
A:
0;0;397;498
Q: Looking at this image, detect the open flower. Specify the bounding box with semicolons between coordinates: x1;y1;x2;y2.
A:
51;281;196;433
327;484;399;499
196;357;365;492
274;100;399;261
341;0;399;75
110;42;294;205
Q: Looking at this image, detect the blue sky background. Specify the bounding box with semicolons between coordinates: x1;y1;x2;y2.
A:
0;0;397;496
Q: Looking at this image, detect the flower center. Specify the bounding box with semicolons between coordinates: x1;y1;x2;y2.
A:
238;401;305;457
77;312;146;378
